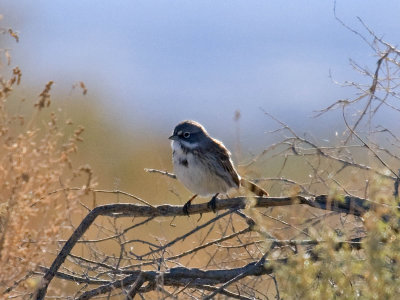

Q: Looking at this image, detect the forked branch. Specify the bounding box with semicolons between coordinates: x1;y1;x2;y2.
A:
35;193;380;299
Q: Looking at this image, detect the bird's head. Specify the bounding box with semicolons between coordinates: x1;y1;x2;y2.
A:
169;120;209;149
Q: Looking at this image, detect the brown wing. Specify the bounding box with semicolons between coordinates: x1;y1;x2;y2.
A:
206;138;240;188
205;138;268;196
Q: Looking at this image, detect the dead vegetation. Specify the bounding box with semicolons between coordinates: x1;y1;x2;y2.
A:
0;26;94;298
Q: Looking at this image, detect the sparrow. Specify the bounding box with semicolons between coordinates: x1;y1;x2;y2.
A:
169;120;268;214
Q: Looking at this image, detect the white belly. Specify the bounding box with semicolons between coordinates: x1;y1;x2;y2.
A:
171;141;234;196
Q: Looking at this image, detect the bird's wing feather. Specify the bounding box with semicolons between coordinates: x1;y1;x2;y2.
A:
205;138;240;188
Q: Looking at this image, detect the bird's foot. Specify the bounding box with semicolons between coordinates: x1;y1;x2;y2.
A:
183;194;198;216
183;201;192;216
207;194;219;213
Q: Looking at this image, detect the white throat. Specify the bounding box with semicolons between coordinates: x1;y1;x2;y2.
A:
171;139;199;150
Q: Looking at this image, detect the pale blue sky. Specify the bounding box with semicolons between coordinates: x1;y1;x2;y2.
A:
1;1;399;147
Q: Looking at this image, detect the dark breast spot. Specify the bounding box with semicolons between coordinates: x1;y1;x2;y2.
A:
179;158;188;167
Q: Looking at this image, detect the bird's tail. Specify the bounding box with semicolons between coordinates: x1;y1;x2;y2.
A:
240;178;269;197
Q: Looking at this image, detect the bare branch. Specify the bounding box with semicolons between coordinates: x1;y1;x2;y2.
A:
76;256;276;300
35;192;380;299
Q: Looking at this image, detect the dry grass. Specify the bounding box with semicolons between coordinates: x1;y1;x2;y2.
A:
0;35;93;297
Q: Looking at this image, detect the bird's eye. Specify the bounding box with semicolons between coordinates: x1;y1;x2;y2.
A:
183;132;190;138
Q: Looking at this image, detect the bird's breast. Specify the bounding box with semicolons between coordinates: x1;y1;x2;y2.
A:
171;141;235;196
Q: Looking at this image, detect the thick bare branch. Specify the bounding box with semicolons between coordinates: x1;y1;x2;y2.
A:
76;257;276;300
35;193;380;299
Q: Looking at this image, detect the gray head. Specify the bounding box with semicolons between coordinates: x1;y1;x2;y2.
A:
169;120;210;148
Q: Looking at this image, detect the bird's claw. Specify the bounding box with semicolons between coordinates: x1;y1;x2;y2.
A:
183;201;191;215
207;196;218;213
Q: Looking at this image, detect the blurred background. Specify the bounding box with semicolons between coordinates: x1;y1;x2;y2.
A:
1;0;399;202
2;2;400;297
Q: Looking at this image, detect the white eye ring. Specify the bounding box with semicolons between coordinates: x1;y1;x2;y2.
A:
183;132;190;138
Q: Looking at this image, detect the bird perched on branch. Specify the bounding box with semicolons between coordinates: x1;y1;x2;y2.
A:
169;120;268;214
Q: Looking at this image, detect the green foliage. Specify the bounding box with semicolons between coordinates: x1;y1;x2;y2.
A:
274;182;400;299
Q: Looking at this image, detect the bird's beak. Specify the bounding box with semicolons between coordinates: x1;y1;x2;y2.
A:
168;134;178;140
